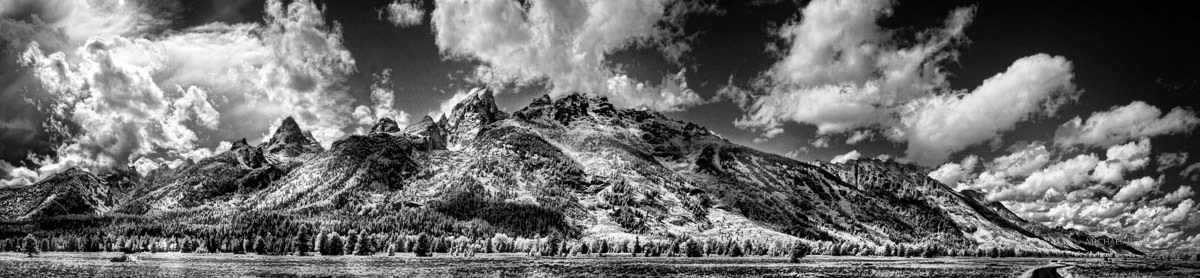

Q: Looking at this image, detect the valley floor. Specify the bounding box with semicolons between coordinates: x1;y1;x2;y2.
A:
0;253;1195;277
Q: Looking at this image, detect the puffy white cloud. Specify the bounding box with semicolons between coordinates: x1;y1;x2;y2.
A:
1003;192;1200;252
17;38;221;174
430;0;707;111
830;150;861;164
733;0;974;135
1090;139;1151;184
928;155;979;188
0;160;38;187
732;0;1079;166
1157;186;1194;206
930;135;1200;252
3;0;373;183
989;154;1099;202
901;54;1078;165
1112;176;1158;203
933;130;1195;252
1163;199;1194;224
605;69;704;112
1055;101;1200;148
383;0;425;27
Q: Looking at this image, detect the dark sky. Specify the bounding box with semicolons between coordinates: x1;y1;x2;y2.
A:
2;0;1199;252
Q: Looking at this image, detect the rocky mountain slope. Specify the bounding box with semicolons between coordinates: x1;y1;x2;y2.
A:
0;87;1139;255
0;168;115;220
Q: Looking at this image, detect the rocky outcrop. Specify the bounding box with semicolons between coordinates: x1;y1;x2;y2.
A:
403;116;447;151
445;88;508;146
370;117;402;135
230;138;268;169
513;93;618;126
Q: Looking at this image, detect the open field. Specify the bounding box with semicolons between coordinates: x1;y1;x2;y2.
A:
2;253;1198;277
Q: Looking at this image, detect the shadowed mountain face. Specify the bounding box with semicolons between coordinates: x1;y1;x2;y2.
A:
0;88;1139;255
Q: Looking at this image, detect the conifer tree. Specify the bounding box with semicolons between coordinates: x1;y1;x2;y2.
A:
684;238;703;257
345;231;358;256
598;240;609;257
23;235;39;257
790;241;810;263
632;237;642;257
327;232;344;256
295;232;311;256
254;235;267;255
414;233;432;257
729;241;744;257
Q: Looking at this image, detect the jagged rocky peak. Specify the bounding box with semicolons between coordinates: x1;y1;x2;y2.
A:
230;137;267;169
101;164;142;190
231;138;252;149
446;88;508;144
370;117;402;135
403;115;447;151
264;116;323;162
514;93;617;125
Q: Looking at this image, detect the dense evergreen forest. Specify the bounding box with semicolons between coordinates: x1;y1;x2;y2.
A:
0;210;1123;259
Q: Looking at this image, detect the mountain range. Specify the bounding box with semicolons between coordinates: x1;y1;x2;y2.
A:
0;88;1141;255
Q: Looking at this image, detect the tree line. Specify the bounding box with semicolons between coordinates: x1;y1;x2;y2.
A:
3;229;1131;260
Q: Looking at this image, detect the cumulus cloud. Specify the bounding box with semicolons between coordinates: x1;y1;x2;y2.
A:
830;150;861;164
901;54;1077;165
430;0;708;111
939;137;1198;252
2;0;374;185
1163;199;1194;224
735;0;975;135
1090;139;1151;185
605;69;705;112
382;0;425;27
732;0;1079;166
1112;176;1158;203
989;154;1099;202
1055;101;1200;148
928;155;979;188
0;160;38;188
1157;186;1194;206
